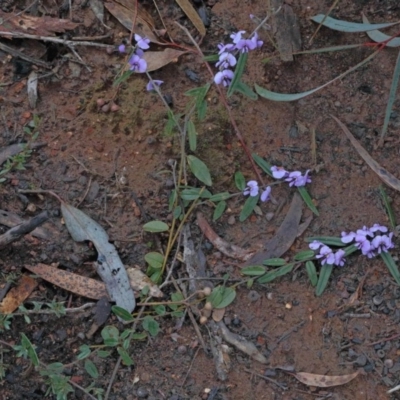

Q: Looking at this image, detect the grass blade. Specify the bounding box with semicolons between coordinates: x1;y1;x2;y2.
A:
252;154;272;176
227;52;248;97
380;251;400;286
297;186;319;216
379;186;397;230
306;236;346;246
305;261;318;287
239;194;259;222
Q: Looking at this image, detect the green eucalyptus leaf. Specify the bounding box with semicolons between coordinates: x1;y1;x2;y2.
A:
143;221;169;233
239;195;259;222
187;155;212;186
213;201;227;221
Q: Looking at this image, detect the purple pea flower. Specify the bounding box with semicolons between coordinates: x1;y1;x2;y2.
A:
118;44;126;53
214;69;234;86
260;186;271;202
371;233;394;254
341;231;356;244
271;166;289;179
243;180;259;197
230;30;246;44
129;54;147;73
218;43;235;54
309;240;324;250
285;170;312;187
235;38;257;53
369;224;388;234
135;34;150;50
146;80;163;92
334;249;346;267
216;52;237;69
250;32;263;49
316;245;336;265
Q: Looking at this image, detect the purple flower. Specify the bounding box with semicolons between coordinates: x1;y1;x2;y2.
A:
354;233;372;256
216;52;237;69
218;43;235;54
243;180;259;197
260;186;271;202
135;34;150;50
118;44;126;53
214;69;234;86
250;32;263;49
369;224;388;234
371;233;394;254
235;38;257;53
146;80;163;92
334;249;346;267
341;231;356;244
135;48;144;57
129;54;147;73
230;30;246;44
271;166;289;179
316;245;336;265
309;240;324;250
285;170;312;187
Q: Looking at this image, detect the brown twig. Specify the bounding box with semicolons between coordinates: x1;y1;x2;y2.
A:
244;368;287;390
0;42;51;69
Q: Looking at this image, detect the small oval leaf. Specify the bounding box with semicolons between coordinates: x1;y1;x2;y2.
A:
143;221;169;233
187;155;212;186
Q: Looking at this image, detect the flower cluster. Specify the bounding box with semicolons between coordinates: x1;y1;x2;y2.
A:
243;180;271;202
309;241;346;267
341;224;394;258
271;166;311;187
214;30;263;86
309;224;394;267
119;34;150;73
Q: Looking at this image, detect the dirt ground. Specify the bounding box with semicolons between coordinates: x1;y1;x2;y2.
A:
1;0;400;399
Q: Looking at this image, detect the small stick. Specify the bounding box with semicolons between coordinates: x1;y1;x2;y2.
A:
244;368;287;391
342;313;371;318
0;211;49;248
0;42;51;69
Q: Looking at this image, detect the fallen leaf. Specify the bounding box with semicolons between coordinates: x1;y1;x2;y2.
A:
245;193;303;265
0;275;37;314
212;307;225;322
331;115;400;192
0;10;79;37
104;1;162;45
143;48;186;72
24;263;108;300
90;0;110;29
61;203;136;314
27;71;38;109
293;370;360;388
175;0;206;37
126;266;164;297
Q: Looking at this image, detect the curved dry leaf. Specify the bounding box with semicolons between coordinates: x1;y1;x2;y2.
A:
331;115;400;192
175;0;206;37
143;48;186;72
0;275;37;314
104;1;163;45
126;266;163;298
27;71;38;109
293;370;360;388
24;263;109;300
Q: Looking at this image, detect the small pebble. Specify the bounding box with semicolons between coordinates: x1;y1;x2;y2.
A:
355;354;367;367
227;215;235;225
373;295;384;306
265;212;274;221
247;290;260;302
264;369;277;377
136;387;149;398
384;359;394;368
376;349;386;358
177;345;187;354
101;104;110;113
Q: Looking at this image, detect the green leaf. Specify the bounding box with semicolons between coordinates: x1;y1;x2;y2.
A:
142;316;160;337
297;186;319;216
144;252;164;269
164;109;175;136
132;332;147;340
343;244;359;256
234;81;258;100
257;263;294;284
363;14;400;47
381;48;400;140
234;171;246;190
173;206;182;219
262;258;287;267
101;326;119;347
227;52;248;97
153;305;166;315
197;99;208;120
203;54;220;62
77;345;91;360
150;269;162;283
239;194;259;222
305;261;318;287
187;155;212;186
113;70;133;86
111;306;134;322
169;292;184;311
241;265;267;276
188;120;197;151
143;221;169;233
169;190;177;211
247;278;254;288
84;359;99;379
316;264;334;296
381;251;400;286
305;236;346;247
117;347;134;366
294;250;315;262
213;201;227;221
252;154;272;176
208;286;236;308
379;186;397;230
311;14;398;33
20;333;39;366
97;350;111;358
40;362;64;375
209;192;231;202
